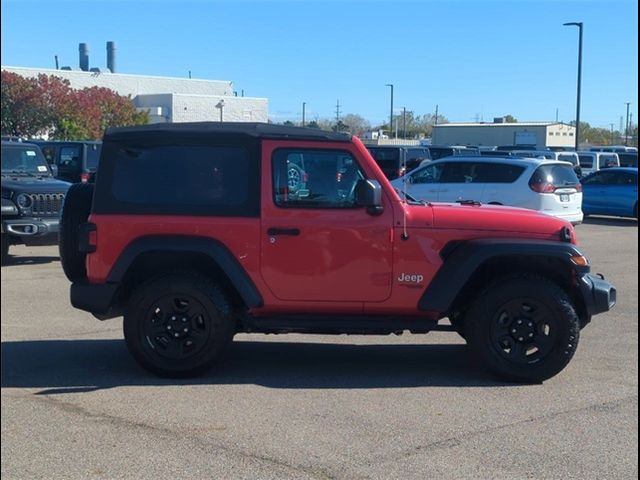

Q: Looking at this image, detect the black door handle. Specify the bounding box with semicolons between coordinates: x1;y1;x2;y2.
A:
267;227;300;236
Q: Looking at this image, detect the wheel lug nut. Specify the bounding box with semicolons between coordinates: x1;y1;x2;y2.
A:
529;333;534;338
183;328;188;332
518;337;524;341
174;333;179;338
167;325;172;330
172;316;176;320
528;322;533;327
517;320;523;325
182;318;187;322
512;329;517;333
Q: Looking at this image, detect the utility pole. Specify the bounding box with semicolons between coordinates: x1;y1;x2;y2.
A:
563;22;583;150
610;123;615;145
435;104;439;125
625;102;631;146
386;84;394;138
402;107;407;140
302;102;306;127
556;108;559;122
335;100;341;126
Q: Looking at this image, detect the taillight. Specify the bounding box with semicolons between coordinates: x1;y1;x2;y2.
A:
530;182;556;193
399;166;406;178
575;183;582;192
80;172;90;183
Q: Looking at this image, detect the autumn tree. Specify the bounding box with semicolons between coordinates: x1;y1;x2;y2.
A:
1;70;148;140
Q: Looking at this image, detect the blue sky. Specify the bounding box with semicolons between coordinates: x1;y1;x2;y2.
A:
1;0;637;128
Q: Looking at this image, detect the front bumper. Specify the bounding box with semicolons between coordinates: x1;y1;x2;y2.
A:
1;217;60;244
578;273;616;316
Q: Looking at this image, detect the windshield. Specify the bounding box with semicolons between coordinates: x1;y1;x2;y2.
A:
1;146;51;176
86;143;102;169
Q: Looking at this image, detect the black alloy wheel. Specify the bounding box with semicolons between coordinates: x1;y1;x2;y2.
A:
489;298;557;365
143;293;212;360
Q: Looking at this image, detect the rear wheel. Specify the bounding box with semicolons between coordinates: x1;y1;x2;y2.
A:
465;275;580;383
124;272;236;377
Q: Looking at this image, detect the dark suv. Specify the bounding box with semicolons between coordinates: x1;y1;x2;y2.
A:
61;122;615;382
1;142;71;262
32;140;102;183
366;146;431;179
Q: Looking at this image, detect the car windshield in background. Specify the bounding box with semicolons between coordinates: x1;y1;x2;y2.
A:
578;155;594;168
86;143;102;169
428;147;454;160
617;153;638;168
530;164;580;188
1;146;50;176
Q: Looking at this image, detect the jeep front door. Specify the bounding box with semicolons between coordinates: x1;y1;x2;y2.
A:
260;143;393;302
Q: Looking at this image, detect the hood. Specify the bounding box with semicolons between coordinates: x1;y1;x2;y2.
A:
2;177;72;195
429;203;572;235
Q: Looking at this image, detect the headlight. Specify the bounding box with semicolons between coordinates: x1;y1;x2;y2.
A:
16;193;32;209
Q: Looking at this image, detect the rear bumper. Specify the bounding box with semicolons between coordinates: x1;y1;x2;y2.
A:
70;281;121;320
578;273;616;316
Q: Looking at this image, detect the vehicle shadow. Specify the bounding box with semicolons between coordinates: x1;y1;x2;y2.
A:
1;255;59;267
582;216;638;227
1;338;514;394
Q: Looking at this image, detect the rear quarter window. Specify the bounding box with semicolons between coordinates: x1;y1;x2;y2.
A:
94;140;260;216
529;164;580;188
475;163;526;183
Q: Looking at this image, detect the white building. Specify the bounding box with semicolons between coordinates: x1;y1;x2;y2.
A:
432;119;577;148
1;66;268;124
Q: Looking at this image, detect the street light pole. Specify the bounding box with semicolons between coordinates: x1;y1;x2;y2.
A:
302;102;306;127
625;102;631;146
386;84;394;139
563;22;583;150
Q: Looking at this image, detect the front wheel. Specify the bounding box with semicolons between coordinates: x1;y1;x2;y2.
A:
124;272;236;377
465;275;580;383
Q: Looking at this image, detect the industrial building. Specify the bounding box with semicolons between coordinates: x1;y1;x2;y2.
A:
432;119;576;149
2;42;268;124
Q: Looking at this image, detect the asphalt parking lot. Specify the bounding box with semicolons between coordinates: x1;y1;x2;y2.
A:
1;217;638;480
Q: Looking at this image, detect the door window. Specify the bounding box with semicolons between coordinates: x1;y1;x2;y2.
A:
273;149;364;208
474;163;525;183
409;163;444;184
582;172;617;185
59;146;82;168
440;162;480;183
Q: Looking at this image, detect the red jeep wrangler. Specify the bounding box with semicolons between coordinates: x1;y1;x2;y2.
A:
60;123;616;382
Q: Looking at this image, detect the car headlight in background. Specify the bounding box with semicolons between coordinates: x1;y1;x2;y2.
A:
16;193;32;209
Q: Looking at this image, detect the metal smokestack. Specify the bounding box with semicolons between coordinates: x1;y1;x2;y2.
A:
79;43;89;71
106;41;116;73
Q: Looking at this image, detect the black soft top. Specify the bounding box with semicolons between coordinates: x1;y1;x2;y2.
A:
105;122;352;143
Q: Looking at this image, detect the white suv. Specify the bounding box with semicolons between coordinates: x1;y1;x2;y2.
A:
577;151;620;176
392;156;584;224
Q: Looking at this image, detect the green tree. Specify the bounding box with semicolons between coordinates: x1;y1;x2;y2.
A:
504;115;517;123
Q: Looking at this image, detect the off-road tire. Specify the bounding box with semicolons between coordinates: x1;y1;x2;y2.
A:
124;272;236;377
464;274;580;383
59;183;94;281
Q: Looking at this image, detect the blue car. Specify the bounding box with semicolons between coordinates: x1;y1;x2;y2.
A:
581;167;638;219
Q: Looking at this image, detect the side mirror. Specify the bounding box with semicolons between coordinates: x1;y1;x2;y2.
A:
49;164;59;177
355;179;384;215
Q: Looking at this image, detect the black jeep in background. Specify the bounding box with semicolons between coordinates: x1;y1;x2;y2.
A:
1;141;71;263
31;140;102;183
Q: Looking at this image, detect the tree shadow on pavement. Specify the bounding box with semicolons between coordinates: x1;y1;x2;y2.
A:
1;338;514;394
